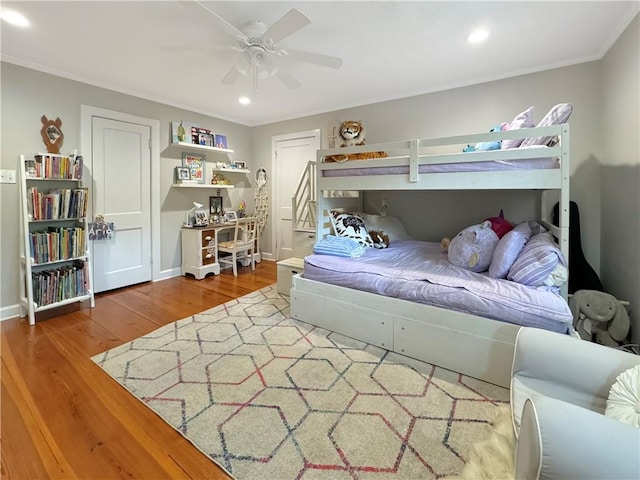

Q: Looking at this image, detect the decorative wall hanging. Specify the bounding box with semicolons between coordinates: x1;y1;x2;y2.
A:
40;115;64;154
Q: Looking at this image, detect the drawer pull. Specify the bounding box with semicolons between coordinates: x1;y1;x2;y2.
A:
291;270;299;274
205;253;213;259
204;236;213;241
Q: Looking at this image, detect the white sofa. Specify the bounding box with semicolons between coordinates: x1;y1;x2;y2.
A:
511;327;640;479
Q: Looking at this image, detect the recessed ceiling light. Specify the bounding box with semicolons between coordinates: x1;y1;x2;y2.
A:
0;7;29;27
238;97;251;105
467;29;489;44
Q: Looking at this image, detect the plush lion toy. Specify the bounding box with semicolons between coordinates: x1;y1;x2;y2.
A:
324;120;388;162
339;120;367;147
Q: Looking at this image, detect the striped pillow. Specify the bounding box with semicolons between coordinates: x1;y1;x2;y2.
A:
520;103;573;147
508;232;567;286
488;222;531;279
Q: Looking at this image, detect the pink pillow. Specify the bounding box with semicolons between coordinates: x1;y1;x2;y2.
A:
502;107;535;149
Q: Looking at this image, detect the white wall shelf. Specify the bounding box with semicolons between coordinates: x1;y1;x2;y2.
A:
172;183;234;189
171;142;234;154
211;168;250;174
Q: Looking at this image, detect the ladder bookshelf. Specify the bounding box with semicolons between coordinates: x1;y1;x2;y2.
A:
18;152;95;325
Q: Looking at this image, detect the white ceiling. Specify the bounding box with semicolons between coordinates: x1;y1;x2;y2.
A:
2;1;638;127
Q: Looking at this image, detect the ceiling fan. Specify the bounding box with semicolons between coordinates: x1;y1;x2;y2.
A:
194;1;343;92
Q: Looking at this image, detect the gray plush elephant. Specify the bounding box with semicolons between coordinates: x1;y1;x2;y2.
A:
569;290;630;347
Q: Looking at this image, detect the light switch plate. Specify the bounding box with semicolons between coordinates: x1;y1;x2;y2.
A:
0;169;17;184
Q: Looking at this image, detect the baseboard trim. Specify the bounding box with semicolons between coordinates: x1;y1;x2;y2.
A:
1;304;21;322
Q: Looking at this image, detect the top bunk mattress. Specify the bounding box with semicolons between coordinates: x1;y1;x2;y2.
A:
303;240;573;333
322;151;559;178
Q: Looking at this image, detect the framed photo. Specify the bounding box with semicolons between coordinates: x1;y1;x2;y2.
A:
182;152;205;184
233;161;246;170
175;166;192;183
171;121;199;144
209;196;223;215
225;211;237;222
194;209;209;226
214;134;228;149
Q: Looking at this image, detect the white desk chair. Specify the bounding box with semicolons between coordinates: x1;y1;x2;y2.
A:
218;216;257;276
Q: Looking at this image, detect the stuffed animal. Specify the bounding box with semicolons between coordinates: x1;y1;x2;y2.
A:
448;220;499;272
339;120;367;147
569;290;630;347
369;230;390;249
324;120;388;162
463;123;509;152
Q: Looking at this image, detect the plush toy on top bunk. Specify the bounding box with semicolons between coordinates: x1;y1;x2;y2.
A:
442;210;513;273
462;123;509;152
324;120;388;163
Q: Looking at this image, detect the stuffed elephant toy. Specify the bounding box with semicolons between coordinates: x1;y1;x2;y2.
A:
569;290;630;347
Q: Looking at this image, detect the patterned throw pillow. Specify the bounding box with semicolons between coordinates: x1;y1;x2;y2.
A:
329;210;373;247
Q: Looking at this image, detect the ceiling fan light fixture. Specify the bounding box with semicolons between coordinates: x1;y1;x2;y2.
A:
238;96;251;105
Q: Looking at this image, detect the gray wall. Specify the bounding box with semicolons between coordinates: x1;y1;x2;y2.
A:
601;15;640;342
0;63;252;316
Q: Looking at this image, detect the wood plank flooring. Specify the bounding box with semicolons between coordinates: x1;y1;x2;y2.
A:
1;261;278;479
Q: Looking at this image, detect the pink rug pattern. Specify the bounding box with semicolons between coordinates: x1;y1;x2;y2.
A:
93;285;510;479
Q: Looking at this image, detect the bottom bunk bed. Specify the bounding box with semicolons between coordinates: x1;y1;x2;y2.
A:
290;240;573;388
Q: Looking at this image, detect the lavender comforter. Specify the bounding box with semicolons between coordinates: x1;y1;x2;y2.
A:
303;240;573;333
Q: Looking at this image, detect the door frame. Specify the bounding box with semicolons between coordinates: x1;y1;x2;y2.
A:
271;129;320;261
80;105;161;284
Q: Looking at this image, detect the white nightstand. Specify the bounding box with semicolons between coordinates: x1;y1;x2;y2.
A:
276;257;305;295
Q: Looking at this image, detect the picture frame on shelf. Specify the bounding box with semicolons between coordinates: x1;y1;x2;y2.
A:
214;134;228;149
194;209;209;226
171;120;199;144
175;166;194;183
225;211;237;222
182;152;205;184
209;196;223;215
233;161;246;169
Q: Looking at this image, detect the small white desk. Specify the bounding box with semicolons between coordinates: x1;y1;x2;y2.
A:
180;223;235;279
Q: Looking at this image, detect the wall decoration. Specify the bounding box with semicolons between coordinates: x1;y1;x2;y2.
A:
40;115;64;154
171;121;199;144
89;215;114;240
175;166;194;183
182;152;205;184
233;161;246;169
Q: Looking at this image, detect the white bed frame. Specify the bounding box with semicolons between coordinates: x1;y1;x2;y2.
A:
290;124;570;388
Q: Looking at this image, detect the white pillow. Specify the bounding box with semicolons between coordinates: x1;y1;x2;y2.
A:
520;103;573;147
605;365;640;427
502;106;535;149
356;213;413;241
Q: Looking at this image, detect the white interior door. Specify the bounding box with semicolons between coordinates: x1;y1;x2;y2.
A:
273;130;320;260
91;117;151;292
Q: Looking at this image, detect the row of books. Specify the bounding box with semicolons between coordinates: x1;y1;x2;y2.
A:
191;127;228;149
31;261;88;307
26;153;83;180
30;227;86;265
27;187;88;221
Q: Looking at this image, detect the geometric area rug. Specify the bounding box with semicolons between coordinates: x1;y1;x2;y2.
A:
92;285;511;479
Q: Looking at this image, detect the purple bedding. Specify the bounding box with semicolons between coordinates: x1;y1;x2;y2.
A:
303;240;573;333
322;155;559;177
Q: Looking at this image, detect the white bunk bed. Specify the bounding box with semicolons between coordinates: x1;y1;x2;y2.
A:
290;124;570;388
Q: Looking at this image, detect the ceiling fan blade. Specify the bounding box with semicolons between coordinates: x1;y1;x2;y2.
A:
263;8;311;44
275;70;301;89
285;48;343;69
192;0;247;41
221;66;244;84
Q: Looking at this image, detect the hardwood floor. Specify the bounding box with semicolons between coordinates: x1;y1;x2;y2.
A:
1;261;277;479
